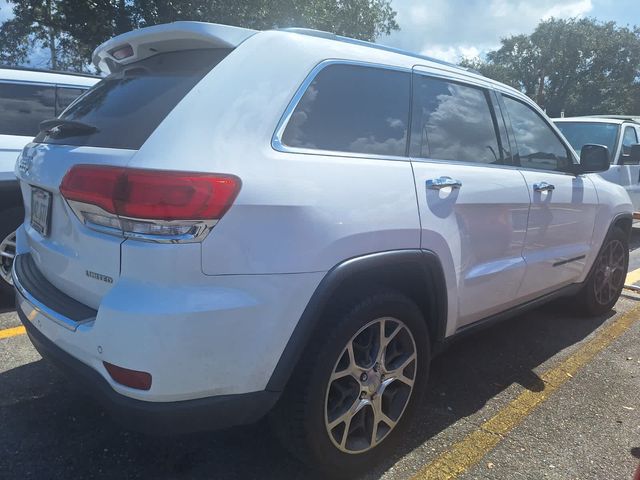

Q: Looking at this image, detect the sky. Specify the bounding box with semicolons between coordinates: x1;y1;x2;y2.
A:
382;0;640;62
0;0;639;66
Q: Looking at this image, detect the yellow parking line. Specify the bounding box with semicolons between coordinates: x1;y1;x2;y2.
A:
626;266;640;286
411;302;640;480
0;325;26;340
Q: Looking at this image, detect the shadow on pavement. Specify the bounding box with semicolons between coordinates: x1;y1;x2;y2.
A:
0;299;613;479
0;290;14;314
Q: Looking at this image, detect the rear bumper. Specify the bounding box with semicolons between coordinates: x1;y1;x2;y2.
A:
16;301;278;435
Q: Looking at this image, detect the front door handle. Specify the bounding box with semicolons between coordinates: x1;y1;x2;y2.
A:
426;176;463;190
533;181;555;192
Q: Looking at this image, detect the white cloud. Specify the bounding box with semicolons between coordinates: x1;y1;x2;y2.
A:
379;0;594;63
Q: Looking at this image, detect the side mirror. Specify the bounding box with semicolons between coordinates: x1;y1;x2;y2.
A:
618;144;640;165
630;144;640;164
578;144;610;173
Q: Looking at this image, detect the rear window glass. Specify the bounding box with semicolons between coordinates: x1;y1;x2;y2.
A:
35;49;231;150
0;83;55;137
281;64;410;157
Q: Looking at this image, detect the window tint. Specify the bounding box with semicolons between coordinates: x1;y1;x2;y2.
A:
0;82;55;137
56;87;86;115
554;121;619;161
36;49;231;150
410;75;502;164
622;126;638;155
503;96;571;171
281;64;410;157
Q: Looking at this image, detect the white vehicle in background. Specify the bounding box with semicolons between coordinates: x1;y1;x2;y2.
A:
554;116;640;213
11;22;633;476
0;67;98;294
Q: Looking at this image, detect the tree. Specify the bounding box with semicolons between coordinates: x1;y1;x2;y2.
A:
0;0;398;72
462;18;640;116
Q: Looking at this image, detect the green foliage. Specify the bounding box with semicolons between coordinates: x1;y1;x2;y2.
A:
0;0;398;72
461;18;640;116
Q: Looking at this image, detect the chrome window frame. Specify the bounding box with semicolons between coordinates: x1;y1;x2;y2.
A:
271;59;412;162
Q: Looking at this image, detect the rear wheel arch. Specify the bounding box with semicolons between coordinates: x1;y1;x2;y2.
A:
266;249;448;392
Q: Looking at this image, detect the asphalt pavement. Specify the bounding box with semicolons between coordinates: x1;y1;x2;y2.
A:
2;233;640;479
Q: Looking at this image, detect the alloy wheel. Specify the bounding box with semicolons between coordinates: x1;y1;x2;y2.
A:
0;229;16;286
593;238;626;306
324;317;417;454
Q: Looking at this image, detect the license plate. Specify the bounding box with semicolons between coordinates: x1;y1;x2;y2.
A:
31;187;52;237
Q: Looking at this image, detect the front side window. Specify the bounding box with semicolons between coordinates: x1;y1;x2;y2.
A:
503;96;571;171
554;121;619;161
0;82;55;137
410;75;502;164
281;64;410;157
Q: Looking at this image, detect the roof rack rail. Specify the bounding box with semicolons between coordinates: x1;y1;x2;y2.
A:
0;64;99;79
279;27;477;74
590;115;640;123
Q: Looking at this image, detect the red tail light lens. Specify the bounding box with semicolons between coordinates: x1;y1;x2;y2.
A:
60;165;241;241
60;165;241;221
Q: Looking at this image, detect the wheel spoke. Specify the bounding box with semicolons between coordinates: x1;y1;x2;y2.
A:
385;354;416;386
331;343;359;381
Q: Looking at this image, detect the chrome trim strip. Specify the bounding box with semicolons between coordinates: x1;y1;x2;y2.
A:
12;262;95;332
0;79;92;89
271;59;412;161
66;200;216;244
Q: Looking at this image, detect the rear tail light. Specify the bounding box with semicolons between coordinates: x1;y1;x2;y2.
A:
60;165;241;242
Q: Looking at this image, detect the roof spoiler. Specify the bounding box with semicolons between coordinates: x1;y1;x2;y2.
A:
92;21;256;73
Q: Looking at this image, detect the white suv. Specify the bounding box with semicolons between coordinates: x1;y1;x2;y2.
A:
12;22;633;475
0;67;98;294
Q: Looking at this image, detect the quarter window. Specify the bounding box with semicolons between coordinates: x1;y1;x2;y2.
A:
0;82;55;137
502;96;571;171
281;64;410;157
410;75;502;164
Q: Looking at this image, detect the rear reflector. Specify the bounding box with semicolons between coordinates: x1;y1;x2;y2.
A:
103;361;152;390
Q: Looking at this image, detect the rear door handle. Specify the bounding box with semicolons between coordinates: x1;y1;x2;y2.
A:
426;176;463;190
533;181;555;192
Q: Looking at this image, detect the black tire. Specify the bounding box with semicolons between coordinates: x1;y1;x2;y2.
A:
0;206;23;295
270;291;430;477
575;226;628;316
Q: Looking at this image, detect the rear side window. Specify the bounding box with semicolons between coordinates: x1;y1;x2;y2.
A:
35;49;231;150
410;75;502;164
56;87;86;114
281;64;410;157
0;82;55;136
502;96;571;171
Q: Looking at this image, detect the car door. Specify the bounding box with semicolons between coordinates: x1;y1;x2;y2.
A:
409;69;531;329
500;95;599;300
619;124;640;211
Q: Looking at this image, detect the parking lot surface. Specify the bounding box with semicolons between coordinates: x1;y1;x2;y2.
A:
2;233;640;479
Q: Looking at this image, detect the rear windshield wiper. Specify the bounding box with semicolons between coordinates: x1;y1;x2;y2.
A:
39;119;98;137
